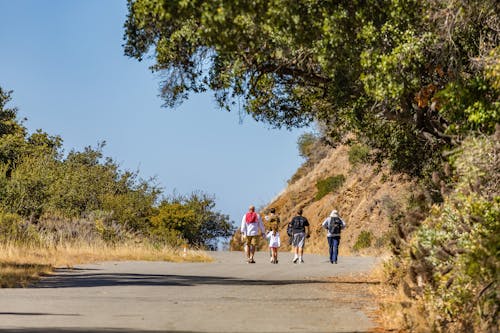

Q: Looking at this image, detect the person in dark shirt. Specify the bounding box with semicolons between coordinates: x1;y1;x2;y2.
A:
288;208;310;263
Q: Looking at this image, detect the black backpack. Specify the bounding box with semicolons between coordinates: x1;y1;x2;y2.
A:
286;222;293;237
328;217;342;236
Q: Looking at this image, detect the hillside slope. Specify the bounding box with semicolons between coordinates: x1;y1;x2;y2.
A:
231;144;415;257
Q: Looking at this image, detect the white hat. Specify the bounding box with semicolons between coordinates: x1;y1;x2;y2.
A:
330;210;338;217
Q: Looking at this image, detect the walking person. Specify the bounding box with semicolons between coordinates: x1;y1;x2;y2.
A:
240;205;266;263
266;228;281;264
265;208;280;262
322;209;346;264
288;208;310;263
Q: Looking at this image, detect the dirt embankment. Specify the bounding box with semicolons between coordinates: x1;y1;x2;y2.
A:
231;144;415;256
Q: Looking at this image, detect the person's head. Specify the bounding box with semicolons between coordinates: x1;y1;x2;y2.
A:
249;205;255;212
270;208;276;214
330;209;338;217
297;208;303;215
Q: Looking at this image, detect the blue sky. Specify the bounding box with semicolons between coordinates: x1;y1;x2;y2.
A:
0;0;309;226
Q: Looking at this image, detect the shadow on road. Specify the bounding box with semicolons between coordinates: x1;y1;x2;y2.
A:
0;312;80;316
34;272;327;288
0;329;202;333
0;329;366;333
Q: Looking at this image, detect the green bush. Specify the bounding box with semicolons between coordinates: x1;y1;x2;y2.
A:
149;192;233;246
396;134;499;332
348;144;371;166
353;230;373;251
0;211;39;244
0;211;23;242
315;174;346;201
297;132;318;160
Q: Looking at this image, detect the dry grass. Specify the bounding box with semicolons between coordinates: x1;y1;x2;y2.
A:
323;268;404;333
0;242;212;288
365;260;429;333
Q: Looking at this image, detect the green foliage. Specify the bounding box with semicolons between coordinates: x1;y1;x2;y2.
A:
297;132;318;160
0;88;25;138
363;119;442;176
436;76;500;135
124;0;373;127
400;134;499;332
315;174;345;201
348;144;371;166
2;154;56;219
0;89;232;248
0;211;23;242
0;210;39;244
124;0;499;179
353;230;373;251
150;192;234;247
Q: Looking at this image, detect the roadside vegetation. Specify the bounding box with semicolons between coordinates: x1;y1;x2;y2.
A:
0;242;211;288
124;0;498;331
0;88;230;287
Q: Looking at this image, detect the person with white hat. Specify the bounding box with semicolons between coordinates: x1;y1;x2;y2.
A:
322;209;346;264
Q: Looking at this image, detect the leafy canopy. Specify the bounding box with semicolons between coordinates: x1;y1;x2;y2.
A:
124;0;499;176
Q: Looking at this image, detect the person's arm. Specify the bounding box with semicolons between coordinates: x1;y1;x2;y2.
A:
240;215;246;235
322;218;329;229
258;215;266;235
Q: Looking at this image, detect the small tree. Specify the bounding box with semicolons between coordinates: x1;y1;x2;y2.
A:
150;192;233;247
297;132;318;161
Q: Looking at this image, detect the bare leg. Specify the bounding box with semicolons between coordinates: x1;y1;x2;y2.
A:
249;245;255;260
244;244;250;260
298;247;304;263
293;247;299;263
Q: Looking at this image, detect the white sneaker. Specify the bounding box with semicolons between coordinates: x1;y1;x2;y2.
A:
293;257;298;264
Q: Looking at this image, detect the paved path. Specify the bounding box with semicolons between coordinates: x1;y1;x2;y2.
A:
0;252;380;333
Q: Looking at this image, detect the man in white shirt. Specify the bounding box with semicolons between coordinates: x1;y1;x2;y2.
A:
240;205;266;263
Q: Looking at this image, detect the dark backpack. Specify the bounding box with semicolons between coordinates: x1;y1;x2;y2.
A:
286;222;293;237
286;222;293;245
328;217;342;236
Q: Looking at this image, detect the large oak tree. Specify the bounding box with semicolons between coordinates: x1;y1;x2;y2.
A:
124;0;498;175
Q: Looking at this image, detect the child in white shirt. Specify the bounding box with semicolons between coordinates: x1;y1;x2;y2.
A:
266;230;281;264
